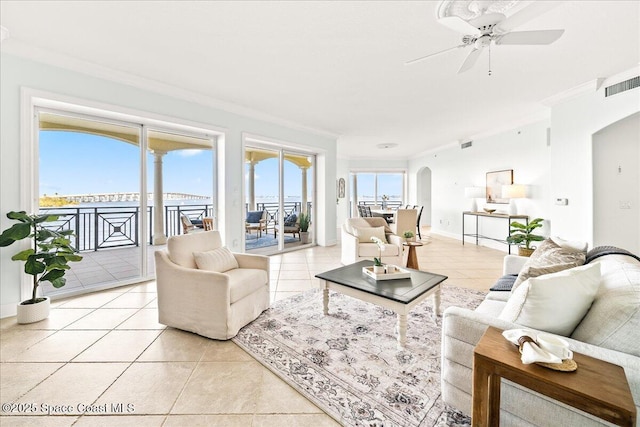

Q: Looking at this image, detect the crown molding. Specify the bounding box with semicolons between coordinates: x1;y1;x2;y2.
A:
1;40;339;140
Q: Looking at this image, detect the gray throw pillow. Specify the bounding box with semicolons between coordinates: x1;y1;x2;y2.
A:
511;238;586;292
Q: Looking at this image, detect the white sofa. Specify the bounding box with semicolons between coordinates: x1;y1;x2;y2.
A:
341;217;405;266
154;231;270;340
442;249;640;426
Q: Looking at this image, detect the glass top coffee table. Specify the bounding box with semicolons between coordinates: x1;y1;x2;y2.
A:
315;260;448;348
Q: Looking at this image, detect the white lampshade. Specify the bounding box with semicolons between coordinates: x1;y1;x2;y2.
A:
502;184;527;215
464;186;484;212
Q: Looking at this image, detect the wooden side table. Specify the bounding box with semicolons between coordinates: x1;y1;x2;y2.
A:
403;241;423;269
472;326;636;426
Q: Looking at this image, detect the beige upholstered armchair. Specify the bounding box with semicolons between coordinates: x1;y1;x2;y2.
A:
341;217;405;266
154;231;270;340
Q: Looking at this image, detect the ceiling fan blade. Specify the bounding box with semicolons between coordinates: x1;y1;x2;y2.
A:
495;29;565;45
438;16;480;36
405;44;467;66
458;48;483;73
495;1;565;33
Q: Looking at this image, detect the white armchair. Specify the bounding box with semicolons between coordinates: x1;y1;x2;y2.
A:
154;231;270;340
341;217;405;266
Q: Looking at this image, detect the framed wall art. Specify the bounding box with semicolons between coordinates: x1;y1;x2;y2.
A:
486;169;513;204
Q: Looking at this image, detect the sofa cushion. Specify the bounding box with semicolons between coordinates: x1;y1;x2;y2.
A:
512;238;586;292
499;263;601;336
193;247;239;273
225;268;268;303
167;231;224;269
363;217;393;235
571;258;640;356
344;217;371;235
353;226;388;244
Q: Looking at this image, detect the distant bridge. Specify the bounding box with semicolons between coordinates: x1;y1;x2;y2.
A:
58;192;209;203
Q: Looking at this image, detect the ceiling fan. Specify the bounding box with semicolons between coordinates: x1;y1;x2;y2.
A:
406;0;565;73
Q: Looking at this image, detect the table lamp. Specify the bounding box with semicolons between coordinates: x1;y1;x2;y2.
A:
502;184;527;215
464;187;485;212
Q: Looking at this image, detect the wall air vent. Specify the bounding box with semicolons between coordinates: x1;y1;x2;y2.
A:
605;76;639;97
460;141;473;149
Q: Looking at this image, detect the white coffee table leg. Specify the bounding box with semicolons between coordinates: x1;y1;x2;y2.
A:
323;288;329;315
432;286;441;320
397;313;407;348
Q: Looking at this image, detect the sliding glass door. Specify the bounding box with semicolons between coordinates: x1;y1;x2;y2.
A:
244;143;315;253
37;109;215;298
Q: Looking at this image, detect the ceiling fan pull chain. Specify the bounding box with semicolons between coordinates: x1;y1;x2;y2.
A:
488;43;492;76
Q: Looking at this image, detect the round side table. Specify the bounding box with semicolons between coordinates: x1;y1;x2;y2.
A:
403;241;423;270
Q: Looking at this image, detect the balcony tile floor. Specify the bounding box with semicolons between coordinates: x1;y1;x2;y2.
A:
1;231;504;426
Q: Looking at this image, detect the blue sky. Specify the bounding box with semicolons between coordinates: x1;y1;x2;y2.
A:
40;131;214;197
40;131;402;201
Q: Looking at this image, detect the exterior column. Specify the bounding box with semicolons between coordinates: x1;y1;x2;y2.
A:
301;166;308;213
152;150;167;245
248;160;256;211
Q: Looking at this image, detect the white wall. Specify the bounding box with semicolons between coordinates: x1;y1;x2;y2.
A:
409;120;553;251
407;74;640;252
0;53;337;317
549;80;640;245
592;112;640;253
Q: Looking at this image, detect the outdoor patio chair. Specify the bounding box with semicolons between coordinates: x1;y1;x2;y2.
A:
274;211;300;240
155;230;270;340
181;214;204;234
245;210;267;238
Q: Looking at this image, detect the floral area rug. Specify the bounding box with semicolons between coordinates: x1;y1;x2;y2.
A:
232;285;485;426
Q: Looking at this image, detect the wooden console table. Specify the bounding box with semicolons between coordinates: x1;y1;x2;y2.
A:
472;327;636;426
462;211;528;254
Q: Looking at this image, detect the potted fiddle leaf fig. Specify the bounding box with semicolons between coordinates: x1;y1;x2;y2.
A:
0;211;82;323
299;212;310;244
506;217;545;257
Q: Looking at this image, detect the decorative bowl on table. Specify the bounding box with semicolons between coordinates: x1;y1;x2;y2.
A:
483;208;496;214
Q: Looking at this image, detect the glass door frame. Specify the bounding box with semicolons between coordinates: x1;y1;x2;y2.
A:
243;134;317;253
23;90;222;301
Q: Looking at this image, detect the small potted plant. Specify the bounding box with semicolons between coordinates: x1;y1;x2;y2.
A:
506;217;545;257
403;230;416;242
371;236;386;273
0;211;82;323
299;212;310;244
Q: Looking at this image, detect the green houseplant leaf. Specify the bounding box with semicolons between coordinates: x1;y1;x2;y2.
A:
506;218;545;250
1;211;82;304
298;212;310;233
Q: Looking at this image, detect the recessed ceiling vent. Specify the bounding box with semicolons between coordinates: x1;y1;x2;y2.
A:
460;140;473;149
605;76;639;97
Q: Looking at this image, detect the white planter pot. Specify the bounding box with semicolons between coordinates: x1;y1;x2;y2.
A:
373;265;385;274
17;297;50;324
300;231;309;244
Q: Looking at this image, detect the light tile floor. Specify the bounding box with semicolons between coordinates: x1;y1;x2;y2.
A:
0;232;504;426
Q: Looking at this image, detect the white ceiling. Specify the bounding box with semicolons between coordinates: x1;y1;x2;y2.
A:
1;1;638;159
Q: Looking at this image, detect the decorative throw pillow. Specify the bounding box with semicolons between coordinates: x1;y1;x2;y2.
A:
246;211;264;223
511;238;586;292
284;213;297;226
353;226;388;244
499;263;601;336
193;247;239;273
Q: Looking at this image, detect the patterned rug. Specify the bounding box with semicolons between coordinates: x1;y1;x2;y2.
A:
245;234;298;250
232;285;485;426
